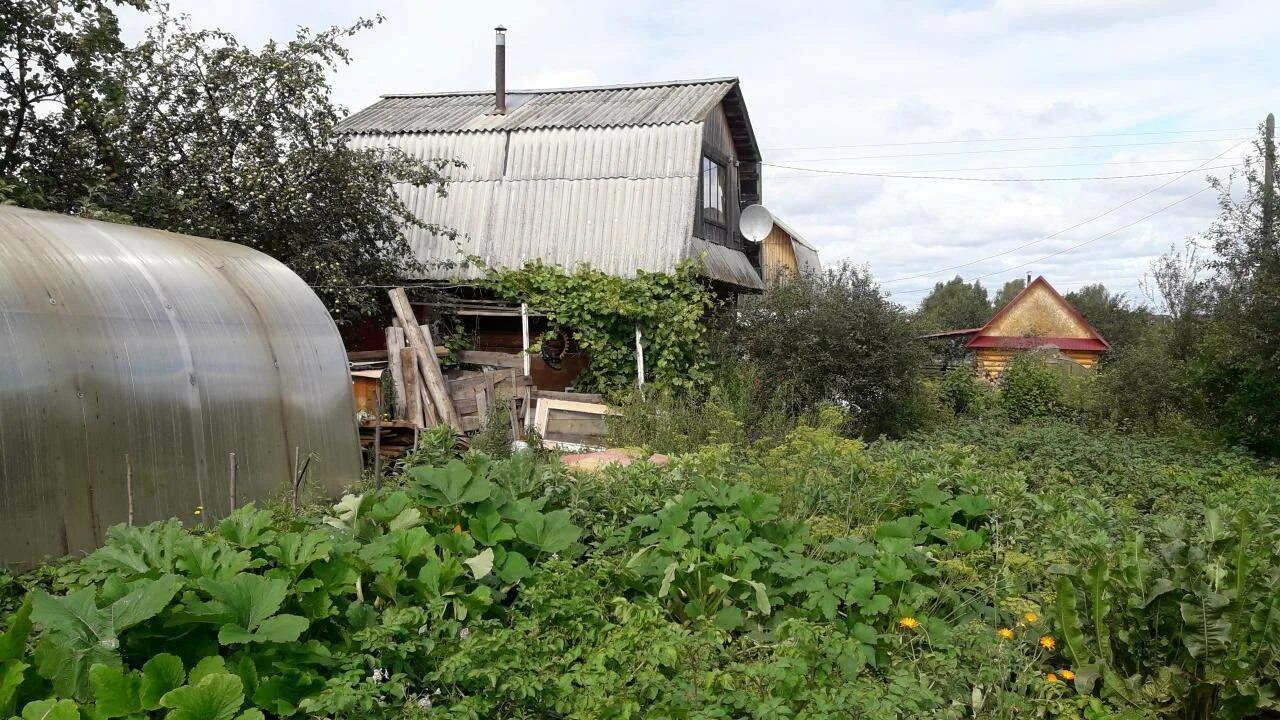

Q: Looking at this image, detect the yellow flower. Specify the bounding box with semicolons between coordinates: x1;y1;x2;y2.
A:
1059;669;1076;681
1039;635;1056;651
898;616;920;630
1046;672;1060;683
1023;611;1039;623
997;627;1014;640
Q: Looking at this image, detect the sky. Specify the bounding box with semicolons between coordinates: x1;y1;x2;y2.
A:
119;0;1279;307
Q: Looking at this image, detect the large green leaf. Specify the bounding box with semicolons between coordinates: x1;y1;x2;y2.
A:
160;673;244;720
411;460;494;507
0;595;32;661
140;654;186;710
1054;576;1090;667
31;575;181;700
0;659;28;717
195;574;308;645
514;510;580;554
19;698;81;720
217;506;277;549
1180;590;1231;660
90;663;142;717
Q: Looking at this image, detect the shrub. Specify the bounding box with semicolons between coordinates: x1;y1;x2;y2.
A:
1000;352;1067;421
940;365;992;415
731;264;929;438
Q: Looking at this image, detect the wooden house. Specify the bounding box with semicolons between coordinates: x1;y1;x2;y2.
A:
760;216;821;287
932;276;1110;379
336;74;768;293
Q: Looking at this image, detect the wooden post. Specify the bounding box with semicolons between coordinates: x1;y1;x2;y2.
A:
520;302;531;378
292;446;301;512
124;453;134;526
373;390;383;489
388;287;461;428
292;453;312;514
400;346;422;427
228;452;237;513
634;325;645;390
385;326;408;420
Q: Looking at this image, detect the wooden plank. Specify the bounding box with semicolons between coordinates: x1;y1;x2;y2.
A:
448;371;531;393
533;390;604;404
348;349;387;362
474;386;489;425
385;327;407;420
456;350;523;369
401;347;423;427
389;287;461;428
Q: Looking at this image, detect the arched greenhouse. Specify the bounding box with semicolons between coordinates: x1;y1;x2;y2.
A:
0;206;360;567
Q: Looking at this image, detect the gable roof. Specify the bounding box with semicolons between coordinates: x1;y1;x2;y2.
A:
337;77;754;148
966;276;1110;351
337;77;765;290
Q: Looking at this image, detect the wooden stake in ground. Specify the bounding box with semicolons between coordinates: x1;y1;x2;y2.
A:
388;287;461;428
228;452;237;513
385;326;408;420
125;453;134;525
401;346;423;427
373;390;383;489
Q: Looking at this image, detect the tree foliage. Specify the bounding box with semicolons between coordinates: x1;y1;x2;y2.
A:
992;277;1027;308
916;276;991;331
733;264;928;437
1;4;456;324
1063;283;1149;352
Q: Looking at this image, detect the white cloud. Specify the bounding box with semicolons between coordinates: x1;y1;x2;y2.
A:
119;0;1278;306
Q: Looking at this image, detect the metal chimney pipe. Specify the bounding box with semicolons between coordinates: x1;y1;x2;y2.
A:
494;26;507;114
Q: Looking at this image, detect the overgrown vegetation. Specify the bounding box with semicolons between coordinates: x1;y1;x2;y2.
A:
483;261;716;394
5;405;1280;719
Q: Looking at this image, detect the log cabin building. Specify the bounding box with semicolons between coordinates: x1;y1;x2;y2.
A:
923;276;1110;380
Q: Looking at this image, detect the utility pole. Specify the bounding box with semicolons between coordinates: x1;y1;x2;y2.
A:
1264;113;1275;244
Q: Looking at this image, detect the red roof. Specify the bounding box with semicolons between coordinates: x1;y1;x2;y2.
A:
964;276;1110;351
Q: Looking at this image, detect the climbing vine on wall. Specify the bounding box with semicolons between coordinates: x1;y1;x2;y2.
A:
484;261;716;394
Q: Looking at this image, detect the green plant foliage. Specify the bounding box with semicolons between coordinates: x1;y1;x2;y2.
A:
4;410;1280;719
999;352;1068;421
483;260;716;393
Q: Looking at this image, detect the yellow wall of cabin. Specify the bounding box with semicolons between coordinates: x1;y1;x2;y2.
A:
761;225;799;287
975;347;1099;379
986;283;1093;339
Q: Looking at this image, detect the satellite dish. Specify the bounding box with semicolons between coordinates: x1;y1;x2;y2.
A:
739;204;774;242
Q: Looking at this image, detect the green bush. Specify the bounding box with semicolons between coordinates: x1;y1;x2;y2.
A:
1000;352;1067;421
940;365;992;415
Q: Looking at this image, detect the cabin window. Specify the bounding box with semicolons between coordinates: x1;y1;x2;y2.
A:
701;156;726;226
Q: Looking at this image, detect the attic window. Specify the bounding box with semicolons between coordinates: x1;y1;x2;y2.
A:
701;156;726;226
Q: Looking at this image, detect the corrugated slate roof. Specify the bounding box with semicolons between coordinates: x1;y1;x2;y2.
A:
339;77;764;290
337;77;737;134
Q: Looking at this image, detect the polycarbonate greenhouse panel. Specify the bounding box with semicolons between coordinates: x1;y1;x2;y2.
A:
0;207;360;568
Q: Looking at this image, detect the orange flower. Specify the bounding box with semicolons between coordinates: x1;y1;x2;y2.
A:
1059;669;1076;681
898;616;920;630
1023;611;1039;623
1046;672;1060;683
1039;635;1056;651
997;627;1014;640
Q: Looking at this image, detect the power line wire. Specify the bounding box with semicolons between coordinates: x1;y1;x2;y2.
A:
766;156;1223;180
760;162;1237;182
766;137;1248;163
763;127;1255;151
879;141;1245;284
891;184;1215;296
